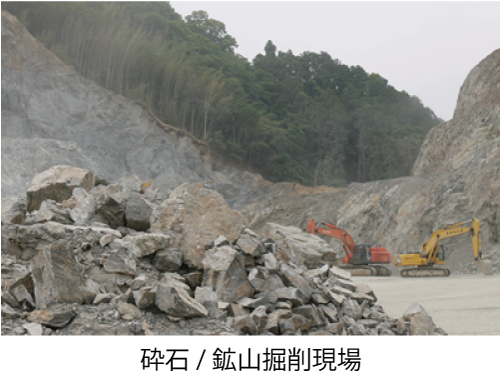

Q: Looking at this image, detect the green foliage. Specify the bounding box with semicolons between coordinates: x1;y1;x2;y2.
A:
3;1;442;186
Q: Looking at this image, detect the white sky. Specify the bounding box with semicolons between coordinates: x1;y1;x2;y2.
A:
170;1;500;121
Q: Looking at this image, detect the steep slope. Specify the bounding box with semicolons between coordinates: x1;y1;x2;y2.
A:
1;11;271;202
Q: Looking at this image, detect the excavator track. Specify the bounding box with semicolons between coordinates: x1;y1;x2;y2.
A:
400;267;451;278
341;265;391;276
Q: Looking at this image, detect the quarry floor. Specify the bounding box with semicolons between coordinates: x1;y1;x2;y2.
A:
351;274;500;335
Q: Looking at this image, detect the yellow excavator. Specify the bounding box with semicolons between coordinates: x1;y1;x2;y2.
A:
394;218;493;277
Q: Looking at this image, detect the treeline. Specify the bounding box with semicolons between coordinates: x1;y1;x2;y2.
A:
4;2;442;186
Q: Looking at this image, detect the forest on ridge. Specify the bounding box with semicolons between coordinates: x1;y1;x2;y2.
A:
3;1;442;186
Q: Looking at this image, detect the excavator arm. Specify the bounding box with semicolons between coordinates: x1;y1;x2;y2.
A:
423;219;481;260
396;218;492;276
307;219;355;261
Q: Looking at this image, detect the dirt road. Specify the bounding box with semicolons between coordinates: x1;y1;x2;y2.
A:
351;274;500;335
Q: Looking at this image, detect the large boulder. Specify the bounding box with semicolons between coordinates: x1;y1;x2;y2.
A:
155;284;208;318
202;245;255;303
123;233;170;259
125;198;154;231
263;223;339;268
26;166;95;212
30;242;83;308
151;183;246;269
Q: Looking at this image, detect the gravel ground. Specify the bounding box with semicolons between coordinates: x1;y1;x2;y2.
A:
351;274;500;335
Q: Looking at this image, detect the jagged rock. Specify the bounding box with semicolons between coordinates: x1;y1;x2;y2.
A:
403;303;429;319
154;249;183;272
65;188;96;225
236;231;265;257
26;166;95;212
159;272;191;292
1;197;26;224
355;283;377;302
1;303;20;319
318;304;338;323
118;303;142;320
27;308;76;328
26;199;73;225
94;194;126;229
183;272;203;290
232;315;258;335
250;305;268;334
23;323;43;336
1;290;21;309
228;303;249;317
202;246;254;303
410;313;435;336
292;305;326;328
11;284;35;309
124;233;170;259
270;287;307;307
151;184;246;269
93;293;116;305
125;198;154;231
194;287;220;319
403;303;435;335
263;223;338;268
264;309;293;334
328;266;352;280
321;285;345;307
103;253;138;276
341;299;363;320
350;322;367;335
279;264;313;302
31;242;83;308
261;253;279;273
155;284;208;318
248;268;285;293
133;286;157;309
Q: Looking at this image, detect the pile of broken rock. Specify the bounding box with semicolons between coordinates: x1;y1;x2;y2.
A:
1;165;446;336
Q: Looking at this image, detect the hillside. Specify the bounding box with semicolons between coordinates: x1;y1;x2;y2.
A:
2;2;441;185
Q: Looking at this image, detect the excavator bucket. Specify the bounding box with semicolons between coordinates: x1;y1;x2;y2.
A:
475;259;493;275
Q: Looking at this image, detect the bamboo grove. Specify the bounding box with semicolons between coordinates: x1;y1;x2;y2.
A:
3;2;442;186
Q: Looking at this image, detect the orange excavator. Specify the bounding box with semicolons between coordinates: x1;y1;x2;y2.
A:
307;219;392;276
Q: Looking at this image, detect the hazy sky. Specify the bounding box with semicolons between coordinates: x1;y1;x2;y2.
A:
170;1;500;121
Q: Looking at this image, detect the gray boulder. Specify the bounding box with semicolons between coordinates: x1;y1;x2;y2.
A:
155;284;208;318
26;165;95;212
31;242;83;308
263;223;339;268
125;198;154;231
151;183;246;269
202;246;254;303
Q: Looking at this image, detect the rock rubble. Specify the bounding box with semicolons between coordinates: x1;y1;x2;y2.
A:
2;166;446;336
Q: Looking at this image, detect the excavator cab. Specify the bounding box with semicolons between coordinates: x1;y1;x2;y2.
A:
351;244;372;265
436;244;446;262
